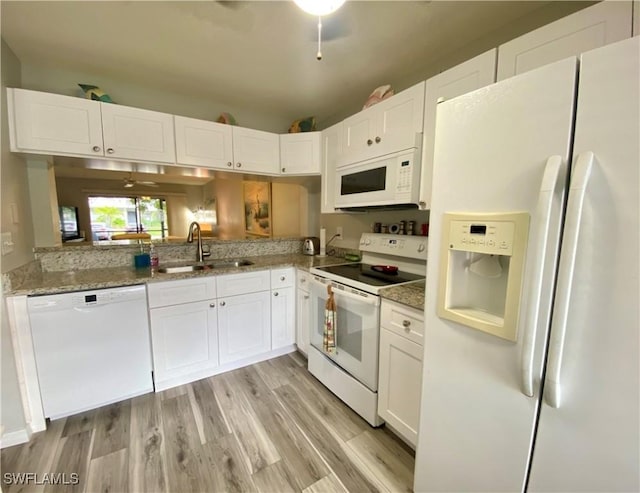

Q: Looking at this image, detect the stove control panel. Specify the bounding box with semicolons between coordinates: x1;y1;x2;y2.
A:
359;233;428;260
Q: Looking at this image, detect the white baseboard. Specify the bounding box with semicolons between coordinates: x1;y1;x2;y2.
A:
0;428;29;449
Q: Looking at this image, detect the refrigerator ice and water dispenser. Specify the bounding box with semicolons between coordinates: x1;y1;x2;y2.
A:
437;212;529;341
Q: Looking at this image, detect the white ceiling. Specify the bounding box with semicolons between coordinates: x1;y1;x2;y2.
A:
1;0;592;182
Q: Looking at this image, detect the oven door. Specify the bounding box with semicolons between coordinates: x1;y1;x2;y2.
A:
309;276;381;391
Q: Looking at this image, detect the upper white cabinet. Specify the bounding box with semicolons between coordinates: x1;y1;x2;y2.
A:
8;88;176;163
320;121;343;213
340;81;425;166
8;88;104;157
497;1;632;81
100;103;175;163
419;49;497;210
174;115;233;169
231;126;280;175
279;132;321;175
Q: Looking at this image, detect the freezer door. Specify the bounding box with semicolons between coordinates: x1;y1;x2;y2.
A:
528;37;640;492
413;58;577;492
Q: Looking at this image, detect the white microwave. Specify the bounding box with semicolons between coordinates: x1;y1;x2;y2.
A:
334;148;422;209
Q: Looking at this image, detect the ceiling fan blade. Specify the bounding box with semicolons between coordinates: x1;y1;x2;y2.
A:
137;181;159;187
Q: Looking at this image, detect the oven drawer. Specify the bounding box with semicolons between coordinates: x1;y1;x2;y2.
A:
381;299;424;346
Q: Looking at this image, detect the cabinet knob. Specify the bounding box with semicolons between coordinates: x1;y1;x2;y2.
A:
209;303;216;308
274;292;279;297
280;276;285;281
300;278;306;283
402;320;411;330
282;167;286;173
92;145;101;153
304;294;310;299
227;162;233;167
236;162;242;168
106;148;115;154
367;139;373;146
220;301;226;306
375;136;381;143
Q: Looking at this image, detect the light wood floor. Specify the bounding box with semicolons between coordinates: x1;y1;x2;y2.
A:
1;353;415;493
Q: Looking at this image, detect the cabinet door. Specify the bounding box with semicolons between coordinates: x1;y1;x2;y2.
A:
271;286;295;350
497;1;632;81
320;121;343;213
218;291;271;364
149;300;218;386
101;103;176;163
340;105;378;166
8;88;104;157
174;115;233;169
375;81;425;158
420;50;496;210
271;267;295;289
296;285;310;355
147;277;217;309
279;132;321;175
232;126;280;174
377;328;423;447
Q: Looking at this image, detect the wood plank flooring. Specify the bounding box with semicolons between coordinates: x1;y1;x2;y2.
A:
1;353;415;493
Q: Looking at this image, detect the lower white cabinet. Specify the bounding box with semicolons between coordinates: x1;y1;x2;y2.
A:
218;290;271;364
271;286;295;350
296;269;311;355
378;299;424;447
149;299;219;389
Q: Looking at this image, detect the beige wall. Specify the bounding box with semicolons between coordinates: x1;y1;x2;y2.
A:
1;40;29;437
20;63;292;134
27;158;62;247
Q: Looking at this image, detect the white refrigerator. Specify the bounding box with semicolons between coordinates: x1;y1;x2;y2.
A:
414;36;639;492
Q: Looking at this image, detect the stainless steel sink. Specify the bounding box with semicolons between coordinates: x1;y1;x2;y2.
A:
212;260;254;268
156;259;253;274
156;264;213;274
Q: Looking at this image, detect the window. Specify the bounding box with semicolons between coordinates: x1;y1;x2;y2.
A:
88;196;168;240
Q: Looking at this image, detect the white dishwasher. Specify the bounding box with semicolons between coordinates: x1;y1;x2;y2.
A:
28;285;154;419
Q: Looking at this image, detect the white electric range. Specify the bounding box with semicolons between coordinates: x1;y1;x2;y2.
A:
308;233;427;426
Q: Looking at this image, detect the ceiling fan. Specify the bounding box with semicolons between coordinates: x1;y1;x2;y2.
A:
123;173;159;188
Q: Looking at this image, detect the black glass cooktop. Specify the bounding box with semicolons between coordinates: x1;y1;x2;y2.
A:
315;263;424;287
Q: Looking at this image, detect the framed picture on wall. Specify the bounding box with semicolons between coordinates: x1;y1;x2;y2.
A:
243;181;272;237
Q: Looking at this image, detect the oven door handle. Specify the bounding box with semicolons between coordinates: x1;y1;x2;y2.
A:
310;278;380;307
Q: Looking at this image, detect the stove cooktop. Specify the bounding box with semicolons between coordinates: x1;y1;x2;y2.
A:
313;262;425;288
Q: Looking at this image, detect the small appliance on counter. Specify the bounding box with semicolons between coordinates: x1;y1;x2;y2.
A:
303;237;320;255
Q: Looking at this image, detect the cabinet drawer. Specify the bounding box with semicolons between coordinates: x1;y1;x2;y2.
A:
271;267;295;289
381;299;424;345
147;277;217;308
297;268;311;291
217;270;270;298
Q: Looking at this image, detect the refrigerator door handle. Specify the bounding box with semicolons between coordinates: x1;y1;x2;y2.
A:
520;155;563;397
544;151;595;408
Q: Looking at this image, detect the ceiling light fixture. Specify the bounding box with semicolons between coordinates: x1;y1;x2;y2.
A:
293;0;346;60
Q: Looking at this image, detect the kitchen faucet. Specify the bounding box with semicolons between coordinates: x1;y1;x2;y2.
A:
187;221;210;262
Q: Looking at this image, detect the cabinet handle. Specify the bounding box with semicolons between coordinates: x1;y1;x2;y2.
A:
236;162;242;168
367;139;373;146
375;136;381;144
402;320;411;330
274;292;279;297
280;276;285;281
92;145;101;153
227;162;233;167
106;148;115;154
220;301;226;306
209;303;216;308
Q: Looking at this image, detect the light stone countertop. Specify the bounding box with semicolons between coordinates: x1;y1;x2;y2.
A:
7;254;348;296
379;280;426;311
